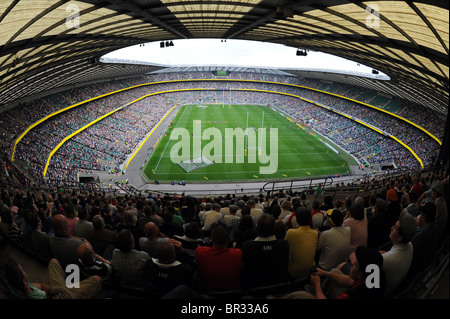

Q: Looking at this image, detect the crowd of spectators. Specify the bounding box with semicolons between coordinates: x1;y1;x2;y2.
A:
0;166;447;299
0;71;444;188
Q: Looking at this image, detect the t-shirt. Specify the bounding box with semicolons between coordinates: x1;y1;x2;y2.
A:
241;236;290;288
317;226;351;271
194;246;243;291
285;225;318;278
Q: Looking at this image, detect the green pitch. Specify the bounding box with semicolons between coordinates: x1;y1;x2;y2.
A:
142;104;356;182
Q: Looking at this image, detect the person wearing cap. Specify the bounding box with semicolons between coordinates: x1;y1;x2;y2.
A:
285;206;318;279
406;202;439;279
381;210;417;296
316;209;351;271
310;245;385;299
431;181;448;240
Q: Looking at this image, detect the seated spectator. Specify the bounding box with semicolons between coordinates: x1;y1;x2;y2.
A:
111;229;151;288
279;200;292;220
62;203;78;237
249;199;263;222
431;181;448;240
4;257;102;299
202;203;222;233
173;223;205;258
221;205;239;226
343;202;368;253
367;198;390;249
271;205;287;240
147;242;195;296
233;215;257;249
241;214;290;289
381;210;417;296
159;212;184;239
139;222;183;258
76;242;113;283
299;192;311;211
116;210;145;250
316;209;351;271
285;206;318;279
194;224;243;291
0;206;24;245
74;207;93;240
138;205;163;229
310;245;385;299
48;214;84;269
386;189;402;228
89;215;116;260
403;190;419;217
29;211;52;262
407;202;439;279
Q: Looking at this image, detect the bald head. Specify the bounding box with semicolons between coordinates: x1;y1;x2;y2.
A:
144;222;158;237
77;242;95;266
156;242;176;264
52;214;68;236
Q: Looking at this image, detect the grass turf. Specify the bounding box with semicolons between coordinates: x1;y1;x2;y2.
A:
142;104;355;183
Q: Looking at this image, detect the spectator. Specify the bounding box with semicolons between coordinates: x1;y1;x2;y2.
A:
48;214;84;269
233;215;257;249
147;242;196;296
431;181;448;240
367;198;390;249
310;245;385;299
74;207;93;240
111;229;151;288
279;200;292;220
249;199;263;222
381;210;417;296
194;224;243;291
403;190;419;217
89;215;116;260
316;209;351;271
173;223;205;258
386;188;402;228
29;211;52;262
139;222;182;258
407;202;439;279
241;214;290;289
343;202;368;253
221;204;239;226
159;212;184;239
271;205;287;240
4;257;102;299
63;203;78;237
285;206;318;279
202;203;222;233
76;242;113;283
138;205;162;229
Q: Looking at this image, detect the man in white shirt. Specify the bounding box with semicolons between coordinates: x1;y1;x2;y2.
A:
381;210;417;296
202;203;222;231
249;199;263;222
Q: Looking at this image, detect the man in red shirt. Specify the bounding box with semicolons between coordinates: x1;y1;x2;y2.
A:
194;224;243;291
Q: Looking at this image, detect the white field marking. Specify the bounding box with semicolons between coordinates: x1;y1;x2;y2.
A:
153;106;188;173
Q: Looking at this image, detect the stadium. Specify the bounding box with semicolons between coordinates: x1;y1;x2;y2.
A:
0;0;448;305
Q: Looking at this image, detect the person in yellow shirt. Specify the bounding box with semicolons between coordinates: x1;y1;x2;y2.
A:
285;206;318;279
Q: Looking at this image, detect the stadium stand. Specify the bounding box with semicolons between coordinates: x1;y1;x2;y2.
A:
0;1;448;304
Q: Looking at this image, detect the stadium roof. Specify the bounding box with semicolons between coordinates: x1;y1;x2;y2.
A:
0;0;448;117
